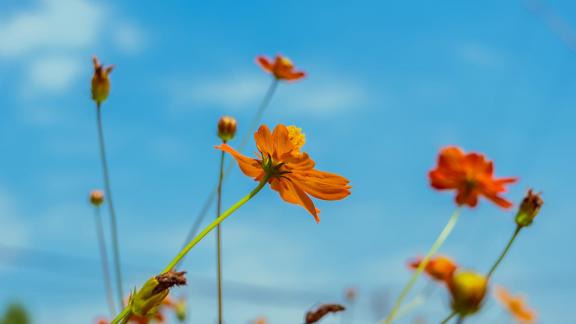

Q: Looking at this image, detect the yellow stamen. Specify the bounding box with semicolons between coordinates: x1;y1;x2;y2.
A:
287;126;306;151
279;56;293;67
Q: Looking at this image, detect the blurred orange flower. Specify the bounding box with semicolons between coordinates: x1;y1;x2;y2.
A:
257;55;305;81
217;124;351;222
409;255;458;282
429;146;517;208
252;317;268;324
495;287;536;323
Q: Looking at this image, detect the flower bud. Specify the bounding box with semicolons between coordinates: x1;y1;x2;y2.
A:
90;190;104;206
129;271;187;318
448;270;488;316
345;287;357;302
174;298;187;322
515;189;543;227
91;56;114;105
217;116;237;142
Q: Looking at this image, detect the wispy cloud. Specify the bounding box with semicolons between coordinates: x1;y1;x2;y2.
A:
26;55;83;93
0;188;29;247
112;22;146;55
165;72;368;117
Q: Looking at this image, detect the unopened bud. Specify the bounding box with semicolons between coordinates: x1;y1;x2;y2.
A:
175;298;187;322
448;271;488;316
129;271;187;318
515;189;543;227
91;56;114;105
217;116;237;142
90;190;104;206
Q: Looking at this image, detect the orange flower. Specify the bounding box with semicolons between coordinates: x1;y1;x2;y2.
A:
217;124;351;223
495;287;536;323
252;317;268;324
409;255;458;282
257;55;305;81
429;146;517;208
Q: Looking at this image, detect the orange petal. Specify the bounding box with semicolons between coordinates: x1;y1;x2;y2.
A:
216;144;263;179
272;124;294;157
271;178;320;222
255;125;274;156
256;56;273;73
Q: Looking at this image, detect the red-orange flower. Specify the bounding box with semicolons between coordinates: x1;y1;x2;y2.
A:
257;55;306;81
429;146;517;208
217;124;351;223
409;255;458;282
495;287;536;323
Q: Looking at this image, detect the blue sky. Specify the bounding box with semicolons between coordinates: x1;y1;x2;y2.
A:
1;0;575;323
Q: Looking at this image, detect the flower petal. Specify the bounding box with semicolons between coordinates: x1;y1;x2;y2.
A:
215;144;263;179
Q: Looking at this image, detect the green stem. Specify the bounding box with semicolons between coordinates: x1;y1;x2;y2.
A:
111;307;131;324
440;311;457;324
110;176;270;324
456;315;465;324
96;103;125;308
216;149;225;324
178;78;279;257
486;225;522;279
163;175;270;273
93;206;116;316
384;208;461;324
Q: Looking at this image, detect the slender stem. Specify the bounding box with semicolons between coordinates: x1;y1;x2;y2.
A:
93;206;116;316
95;103;125;308
215;149;225;324
178;79;279;255
394;281;436;320
110;177;270;324
456;315;465;324
163;175;270;274
111;307;131;324
441;311;457;324
486;225;522;279
384;208;461;324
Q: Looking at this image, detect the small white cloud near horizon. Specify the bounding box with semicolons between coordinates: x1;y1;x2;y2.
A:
166;73;368;117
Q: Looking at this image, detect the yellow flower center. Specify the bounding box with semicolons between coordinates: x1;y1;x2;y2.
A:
278;56;293;67
287;125;306;151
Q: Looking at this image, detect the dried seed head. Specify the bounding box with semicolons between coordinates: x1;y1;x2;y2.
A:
305;304;346;324
91;56;114;105
130;271;187;318
515;189;544;227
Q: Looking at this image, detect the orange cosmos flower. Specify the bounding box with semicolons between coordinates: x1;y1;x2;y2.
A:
257;55;306;81
216;124;351;223
409;255;458;283
429;146;517;208
495;287;536;323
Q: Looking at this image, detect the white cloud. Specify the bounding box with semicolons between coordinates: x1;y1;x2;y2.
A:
0;0;104;57
26;55;82;93
166;73;368;117
112;22;146;55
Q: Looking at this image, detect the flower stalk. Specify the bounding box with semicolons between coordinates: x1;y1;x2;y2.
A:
92;201;116;316
384;208;461;323
95;102;125;308
216;149;226;324
486;225;521;279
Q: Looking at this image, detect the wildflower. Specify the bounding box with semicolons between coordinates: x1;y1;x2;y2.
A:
128;271;186;319
91;56;114;105
494;287;536;323
448;270;488;316
409;255;457;282
305;304;346;324
216;124;351;223
257;55;306;81
90;190;105;206
429;146;517;208
217;116;237;143
515;189;544;227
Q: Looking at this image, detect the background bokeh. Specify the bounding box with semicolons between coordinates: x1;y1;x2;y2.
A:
1;0;575;323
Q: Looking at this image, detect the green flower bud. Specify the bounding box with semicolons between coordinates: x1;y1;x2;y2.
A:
515;189;543;227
